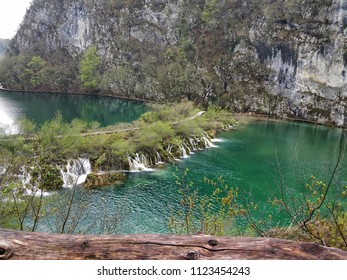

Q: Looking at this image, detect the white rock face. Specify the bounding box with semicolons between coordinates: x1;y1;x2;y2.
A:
58;4;92;52
243;0;347;125
9;0;347;126
13;1;181;60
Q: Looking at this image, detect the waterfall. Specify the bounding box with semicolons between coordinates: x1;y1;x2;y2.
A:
180;146;189;158
189;137;197;150
2;158;91;195
202;136;217;148
60;158;92;188
0;165;7;175
19;166;32;188
22;185;51;197
13;167;51;197
184;143;192;154
127;153;153;172
139;153;149;167
167;145;173;154
155;151;163;164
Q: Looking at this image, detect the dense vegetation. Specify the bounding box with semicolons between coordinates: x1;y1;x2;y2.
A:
1;100;345;251
0;0;338;113
0;102;236;232
0;101;235;186
0;0;346;251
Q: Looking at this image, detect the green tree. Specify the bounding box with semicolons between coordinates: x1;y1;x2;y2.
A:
135;121;175;151
0;115;88;231
169;169;240;236
25;56;47;88
0;55;30;89
80;45;101;90
101;65;136;97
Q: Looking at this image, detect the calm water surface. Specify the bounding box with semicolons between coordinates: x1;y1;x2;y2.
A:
79;120;347;234
1;91;345;234
0;90;147;131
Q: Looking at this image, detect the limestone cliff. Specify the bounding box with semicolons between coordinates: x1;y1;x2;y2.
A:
2;0;347;126
0;39;9;57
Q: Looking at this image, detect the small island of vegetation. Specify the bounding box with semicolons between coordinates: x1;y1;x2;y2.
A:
0;101;238;233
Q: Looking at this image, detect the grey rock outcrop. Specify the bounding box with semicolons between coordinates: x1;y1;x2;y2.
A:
5;0;347;126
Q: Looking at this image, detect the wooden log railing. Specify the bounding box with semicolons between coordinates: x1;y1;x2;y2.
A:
0;228;347;260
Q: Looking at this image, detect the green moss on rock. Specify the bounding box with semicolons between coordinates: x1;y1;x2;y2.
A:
83;172;126;188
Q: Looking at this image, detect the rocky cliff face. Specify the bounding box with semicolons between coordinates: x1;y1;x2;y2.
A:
249;0;347;126
0;39;9;57
10;0;182;62
3;0;347;126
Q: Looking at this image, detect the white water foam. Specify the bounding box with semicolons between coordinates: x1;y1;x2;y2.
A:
211;138;224;143
127;153;154;172
60;158;92;188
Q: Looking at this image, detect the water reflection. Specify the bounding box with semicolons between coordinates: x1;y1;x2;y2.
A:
0;93;20;134
0;91;148;132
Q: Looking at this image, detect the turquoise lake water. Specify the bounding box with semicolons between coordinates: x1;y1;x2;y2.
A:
79;120;346;234
0;90;147;130
0;90;346;234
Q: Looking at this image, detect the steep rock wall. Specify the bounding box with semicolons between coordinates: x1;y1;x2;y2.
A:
11;0;181;59
4;0;347;126
251;0;347;125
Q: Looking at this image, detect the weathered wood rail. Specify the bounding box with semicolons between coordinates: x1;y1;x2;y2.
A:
0;229;346;260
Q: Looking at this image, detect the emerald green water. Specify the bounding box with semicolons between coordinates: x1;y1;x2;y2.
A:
80;120;347;234
1;91;346;234
0;91;147;130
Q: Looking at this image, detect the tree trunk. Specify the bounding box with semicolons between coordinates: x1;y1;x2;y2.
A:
0;228;346;260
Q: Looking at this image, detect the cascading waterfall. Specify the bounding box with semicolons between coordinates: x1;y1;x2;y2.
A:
22;185;50;197
127;153;153;172
20;168;32;187
126;134;220;172
0;165;7;175
167;145;173;154
189;137;197;150
179;146;189;158
60;158;92;188
155;151;163;164
6;167;50;197
202;136;217;148
138;154;149;167
184;143;192;154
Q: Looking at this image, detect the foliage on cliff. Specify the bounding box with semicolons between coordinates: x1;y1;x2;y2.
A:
0;0;346;125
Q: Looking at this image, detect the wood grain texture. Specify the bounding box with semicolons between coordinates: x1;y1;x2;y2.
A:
0;228;346;260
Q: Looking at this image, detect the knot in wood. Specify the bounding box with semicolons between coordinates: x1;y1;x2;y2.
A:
186;251;199;260
0;244;11;260
0;247;6;255
208;239;219;247
81;240;90;249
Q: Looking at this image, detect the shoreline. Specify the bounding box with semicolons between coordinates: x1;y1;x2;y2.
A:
1;86;345;129
233;112;347;129
0;86;154;103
